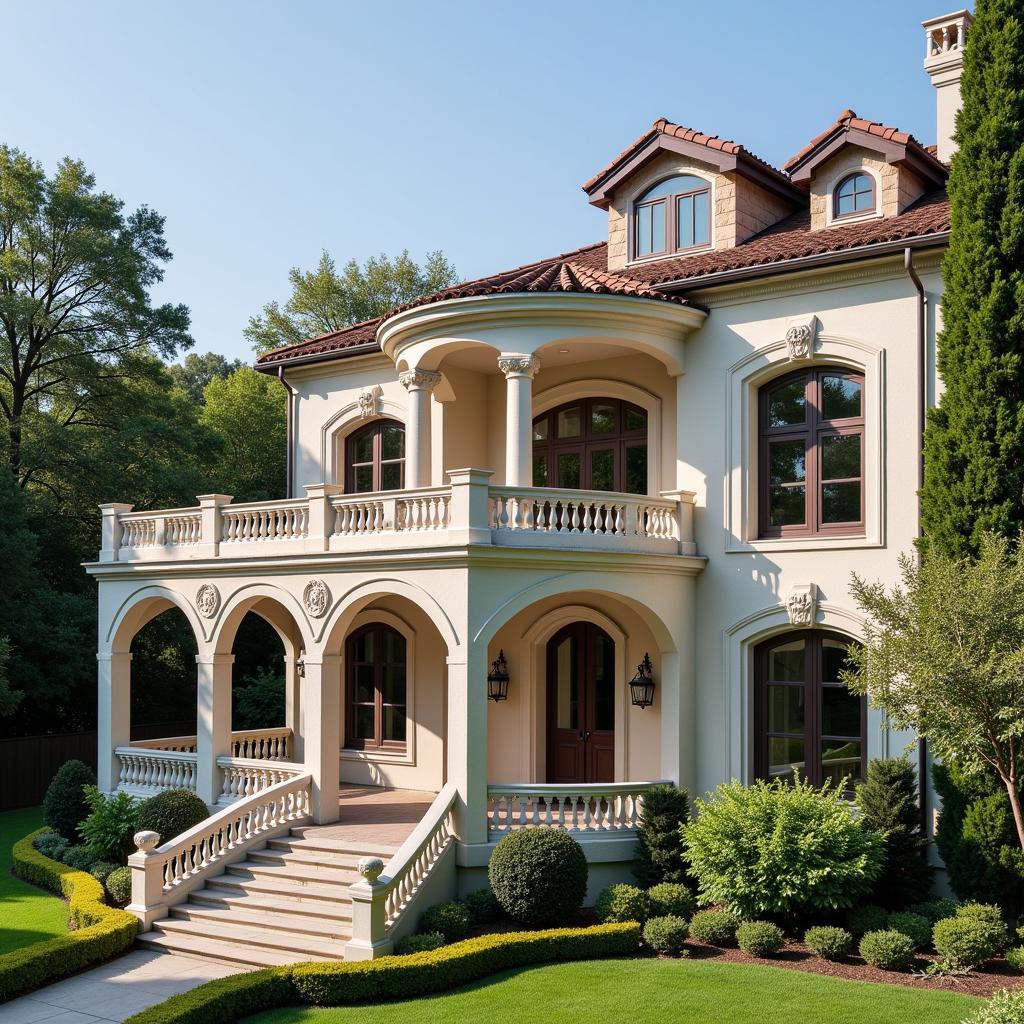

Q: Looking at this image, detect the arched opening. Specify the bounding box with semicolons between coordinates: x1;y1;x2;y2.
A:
230;613;287;734
129;607;198;742
345;418;406;493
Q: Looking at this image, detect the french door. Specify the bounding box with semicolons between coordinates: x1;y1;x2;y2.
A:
546;622;615;784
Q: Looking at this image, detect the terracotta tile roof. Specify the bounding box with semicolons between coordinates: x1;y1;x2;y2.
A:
256;317;382;365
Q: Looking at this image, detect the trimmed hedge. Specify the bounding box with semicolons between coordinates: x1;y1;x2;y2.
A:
123;923;641;1024
1;829;139;1002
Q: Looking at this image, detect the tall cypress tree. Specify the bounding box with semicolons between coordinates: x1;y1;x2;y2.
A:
921;0;1024;556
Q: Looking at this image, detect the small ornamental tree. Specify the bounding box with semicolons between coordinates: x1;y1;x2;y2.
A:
844;535;1024;856
632;783;692;889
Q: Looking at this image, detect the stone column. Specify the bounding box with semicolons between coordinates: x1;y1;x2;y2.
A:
97;651;132;793
498;354;540;487
446;643;490;846
195;653;234;807
285;651;304;763
301;654;341;824
399;369;442;489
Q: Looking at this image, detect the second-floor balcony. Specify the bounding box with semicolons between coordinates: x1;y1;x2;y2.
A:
98;469;697;565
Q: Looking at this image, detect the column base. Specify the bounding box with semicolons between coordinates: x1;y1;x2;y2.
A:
343;937;394;960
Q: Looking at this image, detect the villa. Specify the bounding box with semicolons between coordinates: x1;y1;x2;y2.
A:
86;10;969;966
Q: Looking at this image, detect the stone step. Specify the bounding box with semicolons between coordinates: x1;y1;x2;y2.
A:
190;885;354;923
155;912;347;959
137;929;323;968
205;870;352;905
173;901;352;940
248;846;369;871
282;831;399;859
226;859;359;887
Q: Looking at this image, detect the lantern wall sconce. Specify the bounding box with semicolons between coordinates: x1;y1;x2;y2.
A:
487;649;510;702
629;653;655;709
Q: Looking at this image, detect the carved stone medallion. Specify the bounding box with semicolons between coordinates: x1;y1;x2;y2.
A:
195;583;220;619
785;324;813;360
786;583;818;627
357;385;382;419
303;578;330;618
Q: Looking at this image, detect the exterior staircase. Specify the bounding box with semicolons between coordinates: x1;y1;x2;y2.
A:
137;827;398;967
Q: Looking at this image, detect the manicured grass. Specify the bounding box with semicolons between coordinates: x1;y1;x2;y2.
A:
0;806;69;953
245;958;981;1024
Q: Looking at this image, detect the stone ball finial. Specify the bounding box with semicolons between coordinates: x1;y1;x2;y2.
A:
357;856;384;883
134;830;161;853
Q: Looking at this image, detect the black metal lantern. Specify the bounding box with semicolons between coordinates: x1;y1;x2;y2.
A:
629;653;655;709
487;649;510;702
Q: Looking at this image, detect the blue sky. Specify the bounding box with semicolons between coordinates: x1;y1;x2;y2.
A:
4;1;950;363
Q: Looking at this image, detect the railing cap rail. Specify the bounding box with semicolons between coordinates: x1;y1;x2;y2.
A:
115;745;199;762
487;779;669;796
221;498;308;513
488;485;677;507
376;780;459;890
215;755;304;770
330;484;452;503
118;506;201;521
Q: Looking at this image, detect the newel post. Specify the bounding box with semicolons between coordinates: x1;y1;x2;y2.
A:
661;489;697;555
126;830;165;929
99;503;133;562
304;483;333;552
344;857;394;960
197;494;232;558
446;468;493;545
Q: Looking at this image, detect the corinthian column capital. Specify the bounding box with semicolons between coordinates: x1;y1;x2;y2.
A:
398;368;442;392
497;353;540;379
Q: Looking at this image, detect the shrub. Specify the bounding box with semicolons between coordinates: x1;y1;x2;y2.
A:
136;790;209;844
683;778;884;919
42;759;96;841
909;898;959;925
854;758;934;908
34;833;68;860
737;921;784;957
395;932;445;955
688;909;739;947
488;829;587;927
595;884;649;924
933;914;1003;971
858;929;916;971
1006;946;1024;972
633;783;692;888
78;787;139;863
886;911;932;951
90;861;120;884
847;904;889;937
647;882;694;920
956;903;1010;952
463;887;501;925
418;902;470;943
963;989;1024;1024
1;829;138;1001
643;915;689;956
804;925;853;960
61;845;99;872
105;866;132;907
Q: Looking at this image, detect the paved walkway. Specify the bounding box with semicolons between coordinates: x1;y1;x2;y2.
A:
0;950;244;1023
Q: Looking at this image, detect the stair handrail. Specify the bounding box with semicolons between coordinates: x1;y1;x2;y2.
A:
345;781;459;960
126;770;312;928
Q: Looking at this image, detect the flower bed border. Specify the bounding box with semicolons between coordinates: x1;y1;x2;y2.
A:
123;922;641;1024
0;828;139;1002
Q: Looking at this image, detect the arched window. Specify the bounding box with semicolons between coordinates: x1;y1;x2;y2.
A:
346;419;405;493
759;368;864;538
633;175;711;259
833;172;875;219
755;630;865;790
532;398;648;493
345;623;407;751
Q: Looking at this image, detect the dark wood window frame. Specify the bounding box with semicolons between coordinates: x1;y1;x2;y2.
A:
754;630;867;791
344;622;408;752
345;418;405;494
758;367;865;539
832;172;876;220
631;176;712;261
532;398;648;494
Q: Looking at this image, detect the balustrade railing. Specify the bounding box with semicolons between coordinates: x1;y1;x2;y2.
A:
216;755;305;804
222;501;308;543
230;727;291;760
115;747;199;796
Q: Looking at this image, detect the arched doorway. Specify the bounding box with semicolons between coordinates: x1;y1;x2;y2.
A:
546;622;615;784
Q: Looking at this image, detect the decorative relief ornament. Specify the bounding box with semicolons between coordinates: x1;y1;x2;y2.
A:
784;315;818;361
357;384;382;419
303;578;330;618
497;353;540;379
786;583;819;627
195;583;220;619
398;368;442;392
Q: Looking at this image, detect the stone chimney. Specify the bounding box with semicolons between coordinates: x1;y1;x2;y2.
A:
923;9;973;162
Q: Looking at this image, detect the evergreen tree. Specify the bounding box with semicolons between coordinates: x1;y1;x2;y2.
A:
632;783;692;889
921;0;1024;556
855;758;934;909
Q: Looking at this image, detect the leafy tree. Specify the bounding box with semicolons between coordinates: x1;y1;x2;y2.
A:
844;534;1024;855
200;367;285;502
168;351;242;404
245;249;458;353
0;146;192;479
920;0;1024;556
855;758;934;909
233;667;285;731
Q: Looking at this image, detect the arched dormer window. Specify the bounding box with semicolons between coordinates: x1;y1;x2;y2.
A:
346;419;405;493
833;172;875;219
633;175;711;259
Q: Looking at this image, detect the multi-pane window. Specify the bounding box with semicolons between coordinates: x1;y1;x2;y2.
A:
346;420;405;493
345;624;407;751
532;398;648;494
633;175;711;259
759;368;864;538
833;173;875;218
756;631;865;790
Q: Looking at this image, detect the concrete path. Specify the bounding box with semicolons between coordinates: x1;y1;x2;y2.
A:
0;950;245;1023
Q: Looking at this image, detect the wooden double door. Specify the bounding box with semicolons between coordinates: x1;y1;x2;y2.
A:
546;622;615;784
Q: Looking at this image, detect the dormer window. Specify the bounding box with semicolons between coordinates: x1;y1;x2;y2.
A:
833;173;875;219
633;175;711;259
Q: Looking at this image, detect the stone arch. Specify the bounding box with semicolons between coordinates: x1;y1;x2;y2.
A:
106;584;207;654
210;582;315;658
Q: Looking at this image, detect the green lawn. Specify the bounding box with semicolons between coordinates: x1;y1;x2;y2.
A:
0;806;70;953
246;959;981;1024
